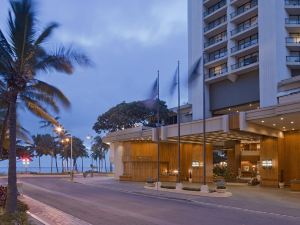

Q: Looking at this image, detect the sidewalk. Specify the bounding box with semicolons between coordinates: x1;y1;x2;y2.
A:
21;195;91;225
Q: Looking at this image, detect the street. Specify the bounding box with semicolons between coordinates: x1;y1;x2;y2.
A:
3;177;298;225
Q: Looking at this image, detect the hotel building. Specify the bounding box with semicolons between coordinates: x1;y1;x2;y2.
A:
104;0;300;188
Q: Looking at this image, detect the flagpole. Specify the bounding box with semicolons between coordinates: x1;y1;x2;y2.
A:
157;70;160;184
177;60;181;184
202;56;207;186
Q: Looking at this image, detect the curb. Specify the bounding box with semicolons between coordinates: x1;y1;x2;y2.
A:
27;211;49;225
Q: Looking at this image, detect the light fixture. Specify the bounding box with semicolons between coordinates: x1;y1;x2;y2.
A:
262;160;272;169
249;104;252;107
283;126;286;129
291;121;294;124
292;128;295;131
261;120;265;123
228;108;231;111
280;117;284;121
236;110;239;113
273;124;276;126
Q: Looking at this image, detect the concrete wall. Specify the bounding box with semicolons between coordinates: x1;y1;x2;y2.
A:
258;0;289;107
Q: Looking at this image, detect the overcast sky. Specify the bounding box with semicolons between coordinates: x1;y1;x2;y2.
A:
0;0;188;141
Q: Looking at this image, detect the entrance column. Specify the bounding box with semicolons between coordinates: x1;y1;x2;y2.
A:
226;141;241;179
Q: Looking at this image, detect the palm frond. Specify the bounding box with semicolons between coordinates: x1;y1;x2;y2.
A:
8;0;37;63
21;91;60;113
36;46;91;74
22;96;59;126
28;79;70;109
35;22;59;46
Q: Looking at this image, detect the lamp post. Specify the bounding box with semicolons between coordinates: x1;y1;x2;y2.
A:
56;126;74;182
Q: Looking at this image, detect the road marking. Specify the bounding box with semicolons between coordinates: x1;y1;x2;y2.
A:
27;211;50;225
22;182;176;225
75;181;300;221
23;195;92;225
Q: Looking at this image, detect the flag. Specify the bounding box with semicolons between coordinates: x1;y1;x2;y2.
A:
169;67;179;96
143;76;159;109
188;57;202;85
149;77;158;100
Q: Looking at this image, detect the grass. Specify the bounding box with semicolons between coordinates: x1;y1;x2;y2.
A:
0;200;31;225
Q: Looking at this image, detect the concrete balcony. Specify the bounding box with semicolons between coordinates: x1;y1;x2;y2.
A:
204;1;227;23
205;67;228;80
287;56;300;68
204;16;227;36
231;22;258;40
231;57;259;75
231;1;258;23
286;37;300;50
231;39;258;57
204;36;227;52
285;19;300;32
285;0;300;14
203;0;222;7
231;0;250;6
204;54;227;67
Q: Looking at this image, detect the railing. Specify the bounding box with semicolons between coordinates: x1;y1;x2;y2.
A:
231;56;258;70
204;16;227;32
206;67;228;78
287;56;300;62
231;39;258;53
204;0;226;17
205;52;227;63
231;21;257;36
285;18;300;24
285;0;300;6
204;35;227;48
286;37;300;44
231;0;258;19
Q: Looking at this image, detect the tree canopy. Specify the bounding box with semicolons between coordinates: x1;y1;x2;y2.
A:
93;100;174;134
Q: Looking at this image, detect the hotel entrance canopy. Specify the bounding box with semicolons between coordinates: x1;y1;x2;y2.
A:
103;115;261;145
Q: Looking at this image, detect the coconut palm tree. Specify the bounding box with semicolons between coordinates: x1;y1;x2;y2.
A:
0;0;90;212
91;136;109;173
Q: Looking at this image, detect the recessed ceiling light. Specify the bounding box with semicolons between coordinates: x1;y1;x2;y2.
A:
273;124;276;126
283;126;286;129
280;117;284;120
292;128;295;131
261;120;265;123
291;121;294;124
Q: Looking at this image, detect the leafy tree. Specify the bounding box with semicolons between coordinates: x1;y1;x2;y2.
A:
93;100;173;134
0;0;90;212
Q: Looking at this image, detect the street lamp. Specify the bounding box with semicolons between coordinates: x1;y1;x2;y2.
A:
55;126;74;182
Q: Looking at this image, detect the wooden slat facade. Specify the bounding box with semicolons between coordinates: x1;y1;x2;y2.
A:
121;141;213;182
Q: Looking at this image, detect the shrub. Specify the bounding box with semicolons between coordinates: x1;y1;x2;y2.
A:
0;212;29;225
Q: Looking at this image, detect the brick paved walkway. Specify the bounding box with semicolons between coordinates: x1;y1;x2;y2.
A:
21;195;91;225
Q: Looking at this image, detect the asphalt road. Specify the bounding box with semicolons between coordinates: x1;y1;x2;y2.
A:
10;177;300;225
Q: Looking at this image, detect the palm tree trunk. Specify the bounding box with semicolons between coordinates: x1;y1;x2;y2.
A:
104;155;107;173
39;156;41;173
0;107;9;159
61;158;64;173
55;156;58;173
98;158;100;173
51;155;53;174
6;93;17;213
81;157;83;173
67;158;69;171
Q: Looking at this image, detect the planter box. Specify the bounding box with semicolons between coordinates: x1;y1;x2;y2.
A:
290;180;300;191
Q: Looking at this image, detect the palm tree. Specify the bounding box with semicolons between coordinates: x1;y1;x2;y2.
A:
0;0;90;212
91;136;109;173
